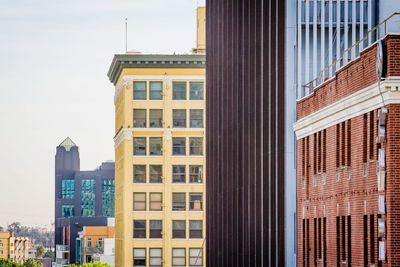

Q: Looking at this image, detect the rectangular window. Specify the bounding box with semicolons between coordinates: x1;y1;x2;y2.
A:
87;238;92;248
323;129;327;172
173;81;187;100
318;217;322;259
172;248;186;267
336;216;340;267
348;216;351;266
189;82;204;100
81;179;96;216
313;133;317;174
150;248;162;267
173;109;187;128
369;111;374;160
190;109;203;128
101;179;115;217
347;120;351;166
62;205;75;218
96;238;103;248
189;193;203;211
314;218;317;265
172;193;186;211
370;214;375;263
323;217;327;267
134;137;146;155
307;219;310;266
134;165;146;183
364;215;368;267
189;165;203;183
133;193;146;211
149;109;163;128
189;220;203;239
173;138;186;155
150;220;162;239
172;221;186;239
302;219;306;266
149;165;162;183
133;81;146;100
336;124;340;168
172;165;186;183
134;109;147;128
133;220;146;239
149;137;162;155
133;248;146;267
189;248;203;266
61;179;75;199
189;137;203;155
318;132;322;172
149;193;162;211
149;81;162;100
341;122;346;166
342;216;346;261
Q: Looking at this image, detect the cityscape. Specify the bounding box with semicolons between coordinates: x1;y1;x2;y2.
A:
1;0;400;266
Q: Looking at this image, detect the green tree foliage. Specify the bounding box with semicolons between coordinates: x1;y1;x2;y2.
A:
0;259;43;267
43;250;54;260
35;246;45;258
23;259;43;267
69;262;111;267
0;258;22;267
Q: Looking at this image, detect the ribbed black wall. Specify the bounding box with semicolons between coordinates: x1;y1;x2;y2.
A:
206;0;286;266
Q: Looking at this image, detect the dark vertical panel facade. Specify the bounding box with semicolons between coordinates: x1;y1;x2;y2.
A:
206;0;286;266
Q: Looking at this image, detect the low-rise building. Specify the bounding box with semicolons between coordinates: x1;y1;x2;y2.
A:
0;232;32;264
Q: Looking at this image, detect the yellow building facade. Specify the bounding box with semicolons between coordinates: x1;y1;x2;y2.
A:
0;232;14;260
0;232;32;264
108;57;205;267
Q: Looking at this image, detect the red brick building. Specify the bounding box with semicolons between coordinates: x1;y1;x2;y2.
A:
294;34;400;267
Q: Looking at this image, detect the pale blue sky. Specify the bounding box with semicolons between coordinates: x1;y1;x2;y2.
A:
0;0;205;227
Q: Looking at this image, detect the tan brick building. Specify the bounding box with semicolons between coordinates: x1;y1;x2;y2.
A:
294;34;400;266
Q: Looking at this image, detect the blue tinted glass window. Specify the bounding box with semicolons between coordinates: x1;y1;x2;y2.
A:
81;179;96;216
102;179;115;217
62;205;75;217
61;179;75;199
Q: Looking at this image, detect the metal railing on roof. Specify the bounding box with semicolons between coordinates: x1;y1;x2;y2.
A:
302;12;400;95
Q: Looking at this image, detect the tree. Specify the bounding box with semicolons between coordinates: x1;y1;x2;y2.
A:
7;222;22;234
43;250;54;260
69;262;111;267
23;259;42;267
0;226;4;232
0;259;22;267
35;245;45;258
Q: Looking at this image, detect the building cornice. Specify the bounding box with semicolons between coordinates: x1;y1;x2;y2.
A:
294;77;400;139
107;54;206;85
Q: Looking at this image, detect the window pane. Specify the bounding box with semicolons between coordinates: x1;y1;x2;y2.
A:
172;165;186;183
62;205;75;218
172;193;186;211
134;137;146;155
150;247;162;267
149;137;162;156
173;248;186;267
81;179;95;216
189;193;203;211
134;81;147;100
173;82;187;100
150;109;163;128
189;137;203;155
101;179;115;217
134;109;147;128
134;248;146;267
134;165;146;183
150;81;163;100
133;220;146;238
150;82;162;100
173;110;187;128
190;109;203;128
172;138;186;155
61;179;75;199
172;221;186;239
189;82;204;100
149;165;162;183
133;193;146;211
189;220;203;238
189;165;203;183
150;193;162;211
189;248;203;266
150;220;162;238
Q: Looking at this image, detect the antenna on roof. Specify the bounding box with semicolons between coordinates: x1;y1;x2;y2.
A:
125;18;128;53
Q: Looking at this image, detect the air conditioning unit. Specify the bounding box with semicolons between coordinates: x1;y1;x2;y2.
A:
347;168;352;180
336;169;341;181
362;163;368;177
378;107;388;126
313;175;317;187
377;170;386;192
322;173;327;186
377;125;386;143
378;149;385;169
302;176;306;189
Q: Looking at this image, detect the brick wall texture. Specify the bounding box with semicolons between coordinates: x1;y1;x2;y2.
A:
296;35;400;267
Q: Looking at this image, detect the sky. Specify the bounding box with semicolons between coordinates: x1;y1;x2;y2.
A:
0;0;205;228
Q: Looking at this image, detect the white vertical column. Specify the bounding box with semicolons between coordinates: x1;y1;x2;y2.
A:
352;0;356;58
313;0;317;84
336;0;341;70
329;0;333;77
368;0;372;44
321;0;326;81
344;0;348;64
360;0;364;50
298;0;303;97
305;0;310;93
